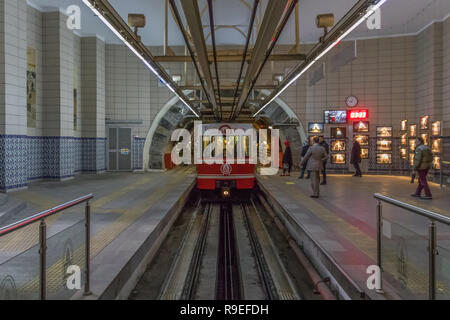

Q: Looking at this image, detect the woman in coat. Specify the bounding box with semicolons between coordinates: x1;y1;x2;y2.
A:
281;140;293;176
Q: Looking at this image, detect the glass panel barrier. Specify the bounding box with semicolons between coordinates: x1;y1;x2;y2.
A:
0;194;92;300
381;202;430;299
0;222;40;300
46;210;86;300
435;221;450;300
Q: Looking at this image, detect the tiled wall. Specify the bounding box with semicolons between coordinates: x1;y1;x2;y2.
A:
105;45;175;138
0;5;108;191
415;23;443;122
0;135;28;191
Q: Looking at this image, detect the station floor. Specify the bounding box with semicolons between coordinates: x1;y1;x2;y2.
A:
0;167;195;299
1;168;449;300
258;173;450;300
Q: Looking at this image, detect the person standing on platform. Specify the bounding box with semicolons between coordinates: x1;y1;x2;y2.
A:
300;137;328;198
351;140;362;177
411;137;433;200
281;140;293;176
319;138;330;185
299;140;311;179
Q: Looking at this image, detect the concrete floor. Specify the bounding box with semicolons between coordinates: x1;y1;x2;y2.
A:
1;168;449;300
258;173;450;300
0;167;195;299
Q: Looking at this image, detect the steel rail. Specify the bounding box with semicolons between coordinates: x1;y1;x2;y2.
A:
374;193;450;225
0;194;94;237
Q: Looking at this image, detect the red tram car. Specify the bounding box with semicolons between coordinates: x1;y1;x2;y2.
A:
197;123;256;193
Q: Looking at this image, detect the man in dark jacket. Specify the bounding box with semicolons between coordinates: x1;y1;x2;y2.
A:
411;137;433;199
319;138;330;185
351;140;362;177
281;140;293;176
299;140;311;179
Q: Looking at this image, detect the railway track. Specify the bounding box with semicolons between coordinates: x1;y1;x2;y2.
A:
133;192;319;300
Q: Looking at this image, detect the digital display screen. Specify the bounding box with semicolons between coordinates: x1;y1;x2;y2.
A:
348;109;369;120
324;110;348;124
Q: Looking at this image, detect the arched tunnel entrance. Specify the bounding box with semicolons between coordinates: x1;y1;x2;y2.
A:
143;93;307;171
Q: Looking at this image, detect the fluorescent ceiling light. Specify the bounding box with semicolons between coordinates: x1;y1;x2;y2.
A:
253;0;388;117
82;0;199;118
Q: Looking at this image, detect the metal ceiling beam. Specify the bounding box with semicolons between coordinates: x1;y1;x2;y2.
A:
207;0;223;121
253;0;382;117
231;0;289;120
153;53;306;63
169;0;214;120
180;84;278;90
180;0;220;121
230;0;259;122
234;0;297;119
84;0;200;117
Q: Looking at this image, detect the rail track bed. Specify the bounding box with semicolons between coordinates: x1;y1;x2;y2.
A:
129;191;324;300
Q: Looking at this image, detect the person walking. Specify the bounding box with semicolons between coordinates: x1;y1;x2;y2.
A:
299;140;311;179
300;137;329;198
319;138;330;185
281;140;293;176
350;140;362;177
411;137;433;200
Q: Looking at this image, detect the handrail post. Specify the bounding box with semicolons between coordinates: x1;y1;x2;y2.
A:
84;201;92;296
376;201;383;293
39;219;47;300
429;221;437;300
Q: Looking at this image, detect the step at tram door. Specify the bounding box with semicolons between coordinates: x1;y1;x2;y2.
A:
108;127;132;171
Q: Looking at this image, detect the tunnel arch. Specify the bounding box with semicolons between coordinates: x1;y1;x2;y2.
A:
143;92;307;170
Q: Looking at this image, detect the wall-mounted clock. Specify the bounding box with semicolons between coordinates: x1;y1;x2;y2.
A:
346;96;358;108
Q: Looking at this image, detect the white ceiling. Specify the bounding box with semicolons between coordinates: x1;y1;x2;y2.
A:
28;0;450;46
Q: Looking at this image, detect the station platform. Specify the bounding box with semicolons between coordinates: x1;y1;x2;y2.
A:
257;173;450;300
0;167;195;300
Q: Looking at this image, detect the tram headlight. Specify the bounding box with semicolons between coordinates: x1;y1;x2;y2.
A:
222;188;231;198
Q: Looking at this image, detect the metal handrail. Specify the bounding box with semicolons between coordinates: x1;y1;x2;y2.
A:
374;193;448;300
374;193;450;225
0;194;93;237
0;194;94;300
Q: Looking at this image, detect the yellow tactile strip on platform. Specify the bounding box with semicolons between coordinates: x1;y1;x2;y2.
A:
260;176;448;297
2;168;194;297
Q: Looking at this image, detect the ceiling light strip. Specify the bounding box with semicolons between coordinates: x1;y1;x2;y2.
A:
82;0;200;118
253;0;387;117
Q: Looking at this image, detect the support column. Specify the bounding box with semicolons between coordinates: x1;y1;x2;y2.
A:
81;37;106;173
42;11;75;180
0;0;28;192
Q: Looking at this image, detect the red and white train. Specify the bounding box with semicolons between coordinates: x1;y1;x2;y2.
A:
197;123;256;193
